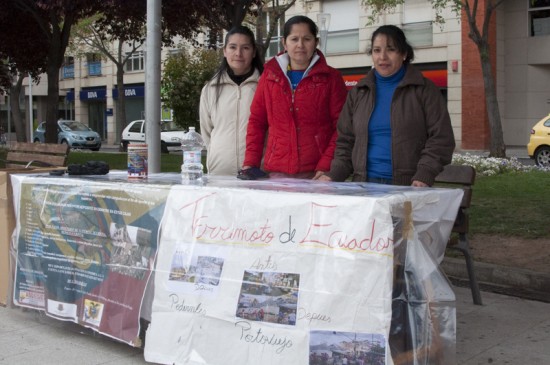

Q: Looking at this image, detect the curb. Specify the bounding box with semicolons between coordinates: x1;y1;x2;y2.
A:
442;257;550;301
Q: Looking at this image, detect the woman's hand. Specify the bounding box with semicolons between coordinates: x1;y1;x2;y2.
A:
411;180;429;187
314;171;332;181
312;171;325;180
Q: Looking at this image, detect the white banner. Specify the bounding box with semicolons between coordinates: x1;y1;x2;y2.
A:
145;186;395;365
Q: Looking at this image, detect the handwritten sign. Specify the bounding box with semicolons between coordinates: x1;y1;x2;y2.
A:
144;186;395;364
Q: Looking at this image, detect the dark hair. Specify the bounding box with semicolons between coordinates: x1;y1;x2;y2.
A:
212;25;264;102
367;25;414;64
283;15;318;40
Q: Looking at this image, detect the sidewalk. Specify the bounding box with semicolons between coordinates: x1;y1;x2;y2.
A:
1;286;550;364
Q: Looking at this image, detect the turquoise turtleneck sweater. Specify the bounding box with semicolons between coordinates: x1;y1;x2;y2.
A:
367;65;406;180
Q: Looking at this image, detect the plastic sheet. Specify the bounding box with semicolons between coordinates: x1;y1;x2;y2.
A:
389;202;456;365
8;172;462;364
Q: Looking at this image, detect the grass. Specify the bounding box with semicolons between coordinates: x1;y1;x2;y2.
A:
67;151;184;172
470;171;550;238
2;148;549;239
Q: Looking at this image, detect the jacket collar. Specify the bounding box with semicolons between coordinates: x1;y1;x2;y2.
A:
356;64;425;89
217;68;261;86
275;51;321;79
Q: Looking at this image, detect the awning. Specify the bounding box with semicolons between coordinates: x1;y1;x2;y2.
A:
79;87;107;101
65;89;75;102
112;85;145;99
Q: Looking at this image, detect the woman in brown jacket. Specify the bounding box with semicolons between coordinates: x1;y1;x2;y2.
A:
319;25;454;186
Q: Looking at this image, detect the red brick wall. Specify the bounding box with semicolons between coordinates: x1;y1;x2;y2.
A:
461;0;496;150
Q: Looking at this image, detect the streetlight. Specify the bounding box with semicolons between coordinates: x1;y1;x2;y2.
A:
317;13;331;54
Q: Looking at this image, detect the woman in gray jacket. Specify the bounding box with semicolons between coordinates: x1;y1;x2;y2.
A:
200;26;264;175
319;25;454;186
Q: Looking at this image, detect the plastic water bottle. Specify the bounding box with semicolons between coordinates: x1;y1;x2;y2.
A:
181;126;205;183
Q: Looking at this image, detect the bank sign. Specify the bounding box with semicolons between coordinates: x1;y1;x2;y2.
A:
112;85;145;99
79;88;107;101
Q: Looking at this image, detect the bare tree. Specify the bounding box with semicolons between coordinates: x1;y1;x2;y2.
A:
254;0;298;59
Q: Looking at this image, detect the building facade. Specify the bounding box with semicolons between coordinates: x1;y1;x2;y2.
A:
9;0;550;150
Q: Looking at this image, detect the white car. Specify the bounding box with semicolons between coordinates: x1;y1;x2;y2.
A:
120;119;185;153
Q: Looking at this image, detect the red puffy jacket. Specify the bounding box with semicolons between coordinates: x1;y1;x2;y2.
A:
243;51;348;175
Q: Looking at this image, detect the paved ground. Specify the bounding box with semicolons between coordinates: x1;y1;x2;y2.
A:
1;285;550;365
455;287;550;365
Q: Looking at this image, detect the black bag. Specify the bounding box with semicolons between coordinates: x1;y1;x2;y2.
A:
67;161;110;175
237;167;268;180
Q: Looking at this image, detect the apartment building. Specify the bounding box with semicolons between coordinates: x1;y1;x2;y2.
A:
281;0;550;150
6;0;550;149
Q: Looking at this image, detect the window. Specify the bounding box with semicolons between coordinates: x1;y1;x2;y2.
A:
403;0;433;47
125;51;145;72
402;22;433;47
323;0;359;54
62;56;74;79
86;53;102;76
529;0;550;36
63;56;75;66
129;121;143;133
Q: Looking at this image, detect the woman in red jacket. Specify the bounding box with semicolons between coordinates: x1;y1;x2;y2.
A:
242;15;348;179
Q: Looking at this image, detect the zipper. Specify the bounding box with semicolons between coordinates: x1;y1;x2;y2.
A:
236;86;241;168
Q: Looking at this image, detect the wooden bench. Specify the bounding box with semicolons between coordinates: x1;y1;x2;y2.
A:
2;142;70;169
435;164;482;305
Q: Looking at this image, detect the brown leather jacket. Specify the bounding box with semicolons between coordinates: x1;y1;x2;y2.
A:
327;65;455;186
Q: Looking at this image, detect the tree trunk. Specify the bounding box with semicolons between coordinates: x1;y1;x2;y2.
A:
463;0;506;158
477;43;506;158
44;13;73;144
9;74;27;142
255;5;268;60
44;62;61;144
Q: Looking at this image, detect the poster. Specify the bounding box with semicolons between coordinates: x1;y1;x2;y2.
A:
13;179;169;345
145;185;396;364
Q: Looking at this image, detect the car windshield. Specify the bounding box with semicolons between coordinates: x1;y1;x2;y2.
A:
61;121;90;132
161;121;184;132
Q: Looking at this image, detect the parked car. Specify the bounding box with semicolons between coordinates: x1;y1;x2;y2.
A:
34;120;102;151
527;113;550;167
120;119;185;153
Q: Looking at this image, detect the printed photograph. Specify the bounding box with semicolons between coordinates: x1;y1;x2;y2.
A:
309;331;386;365
236;270;300;325
17;289;45;307
83;298;105;327
108;223;153;279
169;252;225;286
